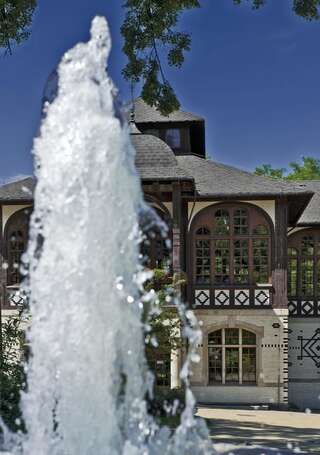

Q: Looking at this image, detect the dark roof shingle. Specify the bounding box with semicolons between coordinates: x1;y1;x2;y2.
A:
131;130;192;181
295;181;320;226
175;155;314;224
175;155;312;197
0;177;34;202
131;97;204;124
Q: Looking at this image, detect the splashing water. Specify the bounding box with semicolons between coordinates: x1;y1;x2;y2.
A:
2;16;212;455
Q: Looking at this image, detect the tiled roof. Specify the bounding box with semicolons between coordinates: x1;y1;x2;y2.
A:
131;129;193;181
131;97;204;123
0;177;34;202
176;155;313;198
296;180;320;226
175;155;314;224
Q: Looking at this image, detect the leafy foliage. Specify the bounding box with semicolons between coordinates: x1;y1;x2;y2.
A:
0;309;27;432
144;268;183;360
0;0;37;54
121;0;200;115
234;0;320;19
255;156;320;180
255;164;286;179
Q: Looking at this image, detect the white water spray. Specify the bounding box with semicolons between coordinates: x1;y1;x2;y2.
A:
2;16;212;455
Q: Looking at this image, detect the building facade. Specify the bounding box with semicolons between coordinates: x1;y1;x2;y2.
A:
0;98;319;410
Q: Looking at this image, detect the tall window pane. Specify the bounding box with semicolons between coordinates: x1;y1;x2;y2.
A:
234;240;249;284
288;257;298;297
225;348;239;383
234;209;248;235
214;209;230;235
196;240;211;284
208;347;222;384
214;240;230;284
242;348;256;382
253;239;269;283
301;258;314;296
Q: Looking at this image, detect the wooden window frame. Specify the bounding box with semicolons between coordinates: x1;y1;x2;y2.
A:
288;228;320;300
208;328;257;385
191;204;272;287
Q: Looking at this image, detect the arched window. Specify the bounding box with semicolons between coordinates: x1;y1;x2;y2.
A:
193;204;271;286
208;328;256;384
288;229;320;299
5;208;31;285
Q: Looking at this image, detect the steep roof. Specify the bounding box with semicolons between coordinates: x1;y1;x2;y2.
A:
175;155;314;224
132;97;204;124
0;177;34;202
296;181;320;226
175;155;311;198
131;127;193;181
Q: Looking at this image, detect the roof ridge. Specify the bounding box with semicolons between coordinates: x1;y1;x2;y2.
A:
134;97;204;121
0;175;34;188
200;158;314;189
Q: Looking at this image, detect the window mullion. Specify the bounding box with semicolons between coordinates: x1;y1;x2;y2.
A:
230;237;234;285
297;251;301;299
210;238;214;290
222;329;226;385
239;329;243;384
248;237;252;286
313;251;317;300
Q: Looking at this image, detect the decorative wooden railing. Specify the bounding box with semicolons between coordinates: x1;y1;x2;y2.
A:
288;299;320;317
192;284;274;309
0;285;28;310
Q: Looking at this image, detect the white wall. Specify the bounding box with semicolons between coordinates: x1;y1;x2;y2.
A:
288;318;320;410
190;309;288;405
192;385;278;405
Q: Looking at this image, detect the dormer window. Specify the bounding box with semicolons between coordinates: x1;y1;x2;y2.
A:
141;126;191;153
165;128;181;150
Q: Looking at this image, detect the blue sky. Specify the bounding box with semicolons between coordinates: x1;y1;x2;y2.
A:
0;0;319;180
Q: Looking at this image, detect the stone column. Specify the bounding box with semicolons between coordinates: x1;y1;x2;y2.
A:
170;348;181;389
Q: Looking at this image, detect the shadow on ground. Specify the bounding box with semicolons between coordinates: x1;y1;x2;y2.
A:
202;417;320;454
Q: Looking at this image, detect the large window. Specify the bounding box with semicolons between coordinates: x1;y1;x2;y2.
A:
5;208;31;285
208;328;257;385
193;205;271;286
288;229;320;299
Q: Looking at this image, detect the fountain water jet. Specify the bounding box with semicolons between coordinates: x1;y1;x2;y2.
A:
2;16;212;455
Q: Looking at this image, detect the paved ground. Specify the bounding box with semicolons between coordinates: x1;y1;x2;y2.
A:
196;406;320;454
